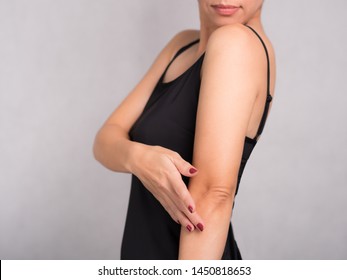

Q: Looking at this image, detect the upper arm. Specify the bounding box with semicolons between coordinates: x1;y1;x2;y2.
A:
188;24;265;197
99;30;199;133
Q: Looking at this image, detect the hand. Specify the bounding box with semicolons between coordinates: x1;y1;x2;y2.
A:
131;144;205;232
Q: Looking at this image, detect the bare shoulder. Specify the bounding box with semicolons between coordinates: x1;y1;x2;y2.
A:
206;24;266;59
203;23;276;94
98;29;200;131
166;29;200;56
171;29;200;45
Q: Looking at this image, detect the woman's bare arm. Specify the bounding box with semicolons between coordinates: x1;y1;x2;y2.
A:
93;30;206;231
93;30;197;173
178;24;267;259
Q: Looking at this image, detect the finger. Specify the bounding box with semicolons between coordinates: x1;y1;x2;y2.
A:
168;152;198;177
175;196;205;232
169;173;197;215
182;208;205;232
175;212;196;233
160;194;181;222
170;180;205;232
159;185;196;232
165;184;204;232
163;195;196;232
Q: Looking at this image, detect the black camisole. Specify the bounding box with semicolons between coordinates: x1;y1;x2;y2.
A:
120;25;273;260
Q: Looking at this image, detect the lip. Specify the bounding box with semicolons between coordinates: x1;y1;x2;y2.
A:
211;4;240;16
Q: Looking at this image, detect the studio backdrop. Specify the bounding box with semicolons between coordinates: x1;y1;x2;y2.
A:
0;0;346;259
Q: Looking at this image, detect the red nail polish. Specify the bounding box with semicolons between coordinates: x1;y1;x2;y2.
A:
197;223;204;231
186;225;192;232
188;205;193;213
189;168;197;174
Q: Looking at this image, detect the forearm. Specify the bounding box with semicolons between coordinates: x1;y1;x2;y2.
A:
178;189;235;259
93;124;146;174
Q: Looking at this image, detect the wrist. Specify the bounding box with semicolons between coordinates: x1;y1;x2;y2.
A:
126;141;146;175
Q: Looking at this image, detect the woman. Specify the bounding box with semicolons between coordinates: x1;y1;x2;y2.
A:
93;0;276;260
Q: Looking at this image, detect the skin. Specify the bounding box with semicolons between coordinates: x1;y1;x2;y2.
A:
93;0;276;259
178;0;276;259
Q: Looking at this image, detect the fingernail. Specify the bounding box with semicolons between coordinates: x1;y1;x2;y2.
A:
189;168;197;174
188;205;194;213
186;225;193;232
197;223;204;231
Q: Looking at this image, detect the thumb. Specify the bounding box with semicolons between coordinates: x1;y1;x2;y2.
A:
172;156;198;177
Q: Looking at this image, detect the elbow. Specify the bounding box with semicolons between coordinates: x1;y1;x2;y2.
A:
196;183;237;207
206;185;236;203
192;184;237;220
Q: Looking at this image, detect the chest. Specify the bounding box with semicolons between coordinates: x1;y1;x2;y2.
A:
129;64;203;161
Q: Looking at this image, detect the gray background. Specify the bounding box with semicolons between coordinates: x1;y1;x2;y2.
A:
1;0;346;259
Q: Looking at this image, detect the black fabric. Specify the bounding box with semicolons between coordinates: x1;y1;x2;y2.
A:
120;26;272;260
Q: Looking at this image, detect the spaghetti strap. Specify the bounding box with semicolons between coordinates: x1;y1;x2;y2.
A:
245;25;273;140
172;38;200;61
160;38;200;82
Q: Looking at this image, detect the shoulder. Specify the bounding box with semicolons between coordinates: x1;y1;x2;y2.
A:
165;29;200;56
202;24;269;84
200;24;270;98
171;29;200;46
139;29;200;80
206;24;264;58
208;23;260;47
